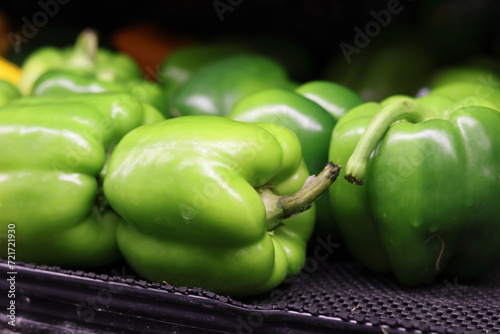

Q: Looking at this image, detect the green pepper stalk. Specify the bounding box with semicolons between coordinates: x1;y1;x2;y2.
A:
228;84;362;237
19;29;142;95
261;162;340;230
346;98;437;185
104;116;340;297
67;28;97;70
329;96;500;286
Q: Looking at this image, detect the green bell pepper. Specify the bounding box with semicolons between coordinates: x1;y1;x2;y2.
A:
383;91;500;119
9;92;164;139
295;80;364;121
429;81;500;111
0;79;20;107
329;96;500;285
227;88;334;235
0;93;163;266
31;68;169;117
103;116;339;296
158;43;248;110
171;54;293;117
229;88;336;175
324;32;434;102
215;34;313;82
32;68;124;94
426;66;500;90
18;28;142;96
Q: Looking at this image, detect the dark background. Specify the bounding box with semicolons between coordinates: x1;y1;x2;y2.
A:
1;0;499;79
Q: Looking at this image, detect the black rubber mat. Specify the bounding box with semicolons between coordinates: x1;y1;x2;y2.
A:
1;247;499;334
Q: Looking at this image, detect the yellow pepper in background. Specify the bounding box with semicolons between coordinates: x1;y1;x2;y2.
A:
0;57;21;86
0;11;21;86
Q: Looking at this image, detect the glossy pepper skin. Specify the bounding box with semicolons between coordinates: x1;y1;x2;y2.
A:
430;81;500;111
18;29;142;96
31;68;169;117
229;88;336;175
0;93;163;266
426;65;500;90
228;83;362;235
329;96;500;285
103;116;339;297
228;88;335;235
295;80;364;122
158;43;248;110
10;92;165;130
171;54;292;117
421;62;500;110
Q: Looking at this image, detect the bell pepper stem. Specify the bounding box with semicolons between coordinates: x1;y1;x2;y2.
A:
261;162;341;231
68;28;98;70
345;98;436;185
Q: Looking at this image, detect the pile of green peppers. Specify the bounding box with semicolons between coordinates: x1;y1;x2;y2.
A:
0;30;345;297
1;27;500;298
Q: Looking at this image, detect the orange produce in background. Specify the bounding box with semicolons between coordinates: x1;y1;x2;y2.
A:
112;22;196;81
1;11;11;56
